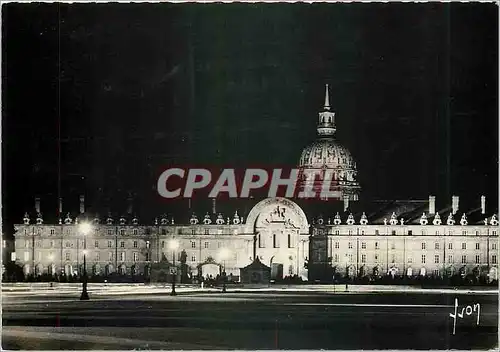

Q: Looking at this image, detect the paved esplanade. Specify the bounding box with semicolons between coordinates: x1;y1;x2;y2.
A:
2;289;498;350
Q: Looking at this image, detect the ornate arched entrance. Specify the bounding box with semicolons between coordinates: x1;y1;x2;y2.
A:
197;257;222;279
244;198;309;280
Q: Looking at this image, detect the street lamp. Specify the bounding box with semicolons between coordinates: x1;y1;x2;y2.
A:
79;222;91;300
344;254;349;292
168;239;179;296
219;247;230;293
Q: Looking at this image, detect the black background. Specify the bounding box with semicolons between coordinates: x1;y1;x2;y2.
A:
2;3;498;235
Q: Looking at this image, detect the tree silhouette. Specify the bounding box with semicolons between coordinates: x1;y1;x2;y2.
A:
3;261;24;282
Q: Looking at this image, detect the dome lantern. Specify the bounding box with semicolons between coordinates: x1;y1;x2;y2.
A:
317;84;336;137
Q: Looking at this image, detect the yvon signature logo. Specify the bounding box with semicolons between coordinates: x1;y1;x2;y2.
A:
449;298;480;335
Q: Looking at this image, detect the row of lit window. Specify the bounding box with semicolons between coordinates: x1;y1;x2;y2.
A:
332;230;497;236
24;240;152;249
25;228;239;236
23;251;150;262
28;227;499;237
331;253;497;265
333;241;495;250
22;238;497;253
24;239;237;250
22;250;233;264
29;228;148;236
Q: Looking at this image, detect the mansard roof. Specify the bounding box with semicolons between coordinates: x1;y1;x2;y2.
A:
18;195;498;227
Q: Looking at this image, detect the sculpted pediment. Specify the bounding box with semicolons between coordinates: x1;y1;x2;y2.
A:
244;197;309;233
257;204;301;229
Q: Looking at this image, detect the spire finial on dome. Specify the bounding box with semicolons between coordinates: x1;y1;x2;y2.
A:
316;84;336;137
324;84;330;110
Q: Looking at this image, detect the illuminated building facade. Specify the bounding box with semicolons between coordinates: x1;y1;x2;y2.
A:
12;88;499;282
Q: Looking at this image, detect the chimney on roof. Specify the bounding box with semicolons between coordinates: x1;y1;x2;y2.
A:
343;197;349;212
79;195;85;214
59;197;63;216
35;197;41;214
452;195;459;215
429;196;436;215
481;195;486;215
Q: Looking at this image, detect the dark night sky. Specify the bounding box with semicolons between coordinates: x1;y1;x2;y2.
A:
2;3;498;234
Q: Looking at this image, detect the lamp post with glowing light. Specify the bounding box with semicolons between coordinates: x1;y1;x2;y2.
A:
79;222;92;300
219;247;230;293
169;239;179;296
